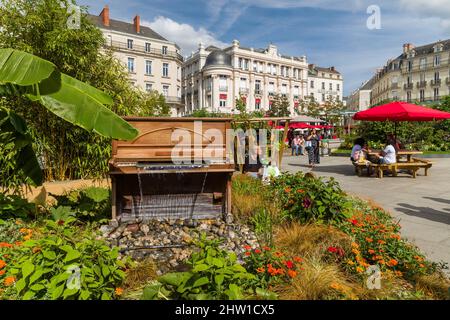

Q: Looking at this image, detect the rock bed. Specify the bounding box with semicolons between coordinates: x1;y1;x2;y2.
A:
99;219;259;275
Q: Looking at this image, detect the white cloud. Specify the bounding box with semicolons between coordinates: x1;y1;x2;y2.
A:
143;16;227;56
398;0;450;31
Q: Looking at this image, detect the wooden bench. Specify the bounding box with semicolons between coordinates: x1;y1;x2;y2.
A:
352;161;370;177
411;158;432;176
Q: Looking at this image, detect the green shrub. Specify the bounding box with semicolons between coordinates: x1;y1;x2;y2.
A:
1;219;130;300
269;172;351;223
0;194;36;220
50;186;110;222
142;234;275;300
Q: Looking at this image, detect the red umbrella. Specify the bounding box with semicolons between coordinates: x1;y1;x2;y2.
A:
353;101;450;121
290;122;311;129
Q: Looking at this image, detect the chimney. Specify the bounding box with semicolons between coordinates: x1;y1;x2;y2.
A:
133;15;140;33
403;43;414;54
99;5;110;27
330;66;335;71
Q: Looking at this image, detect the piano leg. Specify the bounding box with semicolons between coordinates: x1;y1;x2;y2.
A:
111;175;118;222
225;174;233;223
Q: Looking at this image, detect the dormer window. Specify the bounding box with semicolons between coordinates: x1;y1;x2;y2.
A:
433;43;443;53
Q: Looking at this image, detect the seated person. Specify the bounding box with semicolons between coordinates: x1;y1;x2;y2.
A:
387;133;402;152
350;138;366;162
373;138;397;164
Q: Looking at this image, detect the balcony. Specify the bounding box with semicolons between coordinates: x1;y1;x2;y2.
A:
219;86;228;92
106;40;183;62
431;79;441;86
165;96;182;104
416;81;427;88
403;83;413;90
239;88;249;94
254;89;263;95
268;92;275;96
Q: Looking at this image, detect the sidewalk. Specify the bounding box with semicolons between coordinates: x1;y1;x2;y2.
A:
282;155;450;270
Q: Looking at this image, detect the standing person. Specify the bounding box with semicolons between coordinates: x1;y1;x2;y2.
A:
298;134;305;155
306;129;321;168
291;134;300;156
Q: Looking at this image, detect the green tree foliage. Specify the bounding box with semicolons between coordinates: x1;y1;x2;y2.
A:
267;94;290;117
297;95;321;118
0;0;169;182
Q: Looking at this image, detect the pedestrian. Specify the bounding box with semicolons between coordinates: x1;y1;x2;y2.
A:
306;129;321;168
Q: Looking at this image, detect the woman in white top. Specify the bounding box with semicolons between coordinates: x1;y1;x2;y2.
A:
377;138;397;164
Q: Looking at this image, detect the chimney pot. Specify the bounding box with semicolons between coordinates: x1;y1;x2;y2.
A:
134;15;140;33
100;5;110;27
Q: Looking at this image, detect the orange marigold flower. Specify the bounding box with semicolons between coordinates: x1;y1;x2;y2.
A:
368;249;375;254
274;252;283;257
330;282;341;290
256;267;265;273
390;234;401;240
284;187;291;193
262;246;271;251
297;189;305;193
365;237;373;243
419;264;425;268
3;276;16;286
377;240;386;245
351;242;359;248
23;235;32;241
0;242;13;248
15;241;23;246
115;287;123;296
15;220;22;225
378;260;385;265
387;259;398;267
356;266;364;273
0;270;5;276
293;257;303;263
19;228;28;234
287;269;297;278
347;260;354;265
0;260;6;269
414;255;424;262
351;248;360;255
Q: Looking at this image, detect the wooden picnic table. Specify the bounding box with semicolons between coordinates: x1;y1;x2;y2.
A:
367;149;423;163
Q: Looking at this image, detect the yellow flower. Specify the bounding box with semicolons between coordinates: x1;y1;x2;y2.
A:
356;266;364;273
347;260;354;266
115;287;124;296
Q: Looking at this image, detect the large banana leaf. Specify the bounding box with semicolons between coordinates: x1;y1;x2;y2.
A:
0;48;55;86
0;108;43;186
0;48;138;141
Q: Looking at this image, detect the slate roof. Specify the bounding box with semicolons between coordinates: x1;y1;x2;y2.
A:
87;14;168;41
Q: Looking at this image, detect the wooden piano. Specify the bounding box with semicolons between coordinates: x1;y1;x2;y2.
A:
109;117;235;222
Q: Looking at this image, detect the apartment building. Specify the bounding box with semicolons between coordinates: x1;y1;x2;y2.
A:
88;6;184;116
307;64;344;104
182;40;309;115
347;78;374;112
371;39;450;105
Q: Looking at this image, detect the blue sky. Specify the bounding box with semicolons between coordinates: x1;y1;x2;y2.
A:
79;0;450;96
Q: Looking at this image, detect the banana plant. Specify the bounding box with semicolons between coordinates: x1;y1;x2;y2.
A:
0;48;139;186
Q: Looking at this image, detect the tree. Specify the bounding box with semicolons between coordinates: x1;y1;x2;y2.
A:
297;95;321;118
267;94;290;117
0;0;168;181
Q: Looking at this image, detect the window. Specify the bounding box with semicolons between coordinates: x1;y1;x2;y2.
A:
219;75;227;91
258;62;263;73
219;100;226;108
329;83;332;90
244;59;249;70
337;84;340;91
255;99;261;110
281;66;285;77
406;91;412;102
293;85;299;97
419;58;426;70
434;55;441;67
321;82;325;90
162;63;169;77
145;60;152;75
253;61;257;72
322;93;325;102
268;82;274;94
420;72;425;82
255;80;261;94
434;87;439;100
240;78;247;92
162;46;168;55
127;57;135;73
145;83;152;92
127;39;133;49
239;58;243;69
310;81;314;89
420;89;425;102
434;71;440;81
163;85;169;97
145;42;151;52
271;64;276;75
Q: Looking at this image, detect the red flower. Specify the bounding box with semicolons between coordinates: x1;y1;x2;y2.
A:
350;219;359;226
327;246;338;253
244;245;251;250
254;249;262;254
262;246;271;251
245;251;251;256
284;260;294;269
